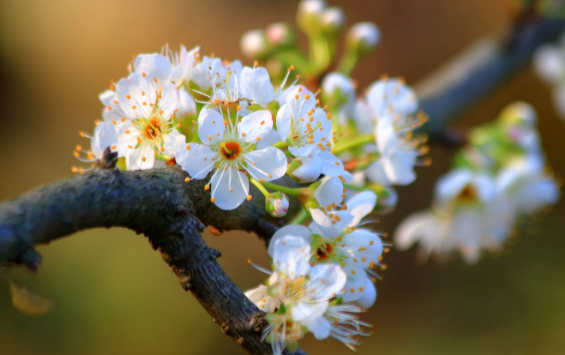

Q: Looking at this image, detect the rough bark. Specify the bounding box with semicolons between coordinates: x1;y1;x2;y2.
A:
0;150;302;355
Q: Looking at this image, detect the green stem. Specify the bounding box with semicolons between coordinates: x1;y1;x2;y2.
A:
332;134;374;155
310;35;332;74
275;49;316;77
261;181;300;198
274;141;287;149
289;206;310;225
337;50;359;76
343;183;365;192
249;178;271;197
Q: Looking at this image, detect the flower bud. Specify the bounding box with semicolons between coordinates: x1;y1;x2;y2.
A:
498;102;537;128
297;0;327;34
320;7;346;37
346;22;380;56
266;22;297;48
240;29;270;59
321;72;355;111
266;192;290;218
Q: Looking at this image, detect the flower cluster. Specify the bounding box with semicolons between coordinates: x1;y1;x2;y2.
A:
71;1;429;352
395;103;560;263
245;190;384;354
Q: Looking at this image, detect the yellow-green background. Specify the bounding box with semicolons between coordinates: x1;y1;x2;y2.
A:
1;0;564;354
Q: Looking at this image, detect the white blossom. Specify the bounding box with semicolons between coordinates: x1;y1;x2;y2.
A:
355;78;427;186
395;169;515;263
268;191;382;305
175;108;287;210
246;235;347;355
276;85;346;182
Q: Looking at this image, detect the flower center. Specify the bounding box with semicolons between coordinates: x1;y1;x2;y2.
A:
142;116;162;140
457;184;477;202
315;243;333;260
220;141;242;160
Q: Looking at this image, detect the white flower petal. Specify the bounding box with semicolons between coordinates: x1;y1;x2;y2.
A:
133;53;174;90
367;78;418;117
175;143;217;179
340;264;367;303
309;209;340;239
366;160;392;186
116;73;157;119
240;67;275;105
256;128;282;150
314;176;345;209
176;87;197;117
210;168;249;210
319;150;345;177
244;285;279;313
272;236;311;279
238;110;273;142
307;263;347;301
381;152;417;186
244;147;287;182
114;121;140;158
345;191;377;225
292;302;328;322
197;108;225;145
291;157;323;183
302;313;332;340
394;211;440;251
192;57;222;89
159;83;180;119
91;122;118;159
163;129;186;157
275;104;292;143
342;229;383;268
356;277;377;309
268;225;312;257
126;145;155;170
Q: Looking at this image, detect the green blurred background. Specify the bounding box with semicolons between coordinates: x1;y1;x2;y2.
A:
1;0;564;354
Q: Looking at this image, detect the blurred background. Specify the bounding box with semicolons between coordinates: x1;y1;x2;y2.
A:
1;0;564;354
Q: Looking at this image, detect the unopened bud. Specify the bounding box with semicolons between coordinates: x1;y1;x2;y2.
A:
266;192;290;218
266;22;297;48
498;102;537;128
346;22;380;56
321;72;355;110
321;7;346;36
240;29;270;59
297;0;327;34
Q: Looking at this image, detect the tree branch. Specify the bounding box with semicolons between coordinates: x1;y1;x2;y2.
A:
0;150;304;355
416;18;565;136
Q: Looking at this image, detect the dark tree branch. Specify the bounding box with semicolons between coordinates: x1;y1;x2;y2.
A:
417;18;565;136
0;150;303;355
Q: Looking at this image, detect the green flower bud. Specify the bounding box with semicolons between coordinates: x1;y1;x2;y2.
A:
266;22;297;48
320;7;346;37
297;0;327;34
240;29;270;60
346;22;380;56
266;192;290;218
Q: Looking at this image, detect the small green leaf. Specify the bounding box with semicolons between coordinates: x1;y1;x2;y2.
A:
10;281;56;316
